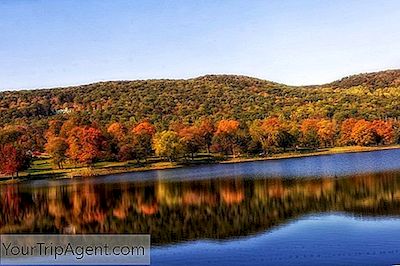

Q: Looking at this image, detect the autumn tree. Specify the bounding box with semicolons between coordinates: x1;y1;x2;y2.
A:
45;137;69;169
45;120;64;140
300;119;320;148
213;120;240;157
371;120;394;145
0;144;31;178
339;118;358;146
67;127;104;165
196;118;215;153
350;120;377;146
0;126;32;178
59;117;79;138
0;125;32;150
178;126;202;159
317;119;337;147
132;121;156;160
152;130;184;161
249;118;294;154
118;141;140;162
107;122;127;142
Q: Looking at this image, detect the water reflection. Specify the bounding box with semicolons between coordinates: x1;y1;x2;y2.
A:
1;171;400;245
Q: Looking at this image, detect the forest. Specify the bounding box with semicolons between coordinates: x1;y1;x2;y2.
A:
1;69;400;177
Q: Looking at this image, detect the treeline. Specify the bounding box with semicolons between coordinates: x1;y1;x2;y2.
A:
1;70;400;130
1;116;399;177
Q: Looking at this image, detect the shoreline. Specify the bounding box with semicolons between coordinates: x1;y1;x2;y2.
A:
221;145;400;164
1;145;400;185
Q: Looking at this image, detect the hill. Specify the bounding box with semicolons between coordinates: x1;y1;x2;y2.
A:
1;70;400;129
327;69;400;89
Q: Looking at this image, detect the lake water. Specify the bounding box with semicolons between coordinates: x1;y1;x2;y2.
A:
1;149;400;265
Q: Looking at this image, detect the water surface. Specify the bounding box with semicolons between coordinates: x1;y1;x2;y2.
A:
1;149;400;265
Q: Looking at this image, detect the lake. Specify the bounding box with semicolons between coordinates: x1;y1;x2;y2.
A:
1;149;400;265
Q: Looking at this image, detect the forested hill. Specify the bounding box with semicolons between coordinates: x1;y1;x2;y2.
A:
1;69;400;128
327;69;400;89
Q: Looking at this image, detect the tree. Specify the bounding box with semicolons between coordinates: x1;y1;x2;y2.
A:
45;120;64;140
196;118;215;153
350;120;376;146
132;121;156;136
371;120;394;145
250;118;294;154
300;119;320;148
317;119;336;147
178;126;202;159
107;122;127;142
132;121;156;160
339;118;358;146
152;131;184;161
45;137;69;169
213;120;240;157
118;142;140;162
59;118;79;138
0;144;31;178
0;127;24;145
67;127;104;165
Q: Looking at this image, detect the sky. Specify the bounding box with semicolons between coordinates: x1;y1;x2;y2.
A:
0;0;399;90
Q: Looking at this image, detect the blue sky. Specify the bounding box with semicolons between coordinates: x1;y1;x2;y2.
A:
0;0;399;90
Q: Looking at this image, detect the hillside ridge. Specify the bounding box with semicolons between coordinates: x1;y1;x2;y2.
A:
0;69;399;128
1;69;398;93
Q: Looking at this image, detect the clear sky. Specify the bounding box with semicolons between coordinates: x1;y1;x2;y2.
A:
1;0;399;90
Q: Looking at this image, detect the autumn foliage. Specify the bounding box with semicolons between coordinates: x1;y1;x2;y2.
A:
67;127;104;165
0;144;31;177
0;115;399;176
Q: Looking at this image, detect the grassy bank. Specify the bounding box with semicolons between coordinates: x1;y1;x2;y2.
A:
1;145;400;184
222;145;400;164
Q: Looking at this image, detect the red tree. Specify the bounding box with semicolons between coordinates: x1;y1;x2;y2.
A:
0;144;31;178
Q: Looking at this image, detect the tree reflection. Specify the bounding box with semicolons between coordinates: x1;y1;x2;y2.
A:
1;172;400;244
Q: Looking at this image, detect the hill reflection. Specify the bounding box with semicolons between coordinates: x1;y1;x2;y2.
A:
1;172;400;245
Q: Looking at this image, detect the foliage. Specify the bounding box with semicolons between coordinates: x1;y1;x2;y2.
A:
67;127;104;165
0;144;31;177
1;70;400;172
213;120;241;156
1;70;400;131
152;131;184;161
45;137;69;169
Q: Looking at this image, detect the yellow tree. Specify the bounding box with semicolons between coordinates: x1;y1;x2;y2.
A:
152;131;184;161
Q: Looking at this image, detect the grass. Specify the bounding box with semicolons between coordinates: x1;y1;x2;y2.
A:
1;145;400;184
222;145;400;164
